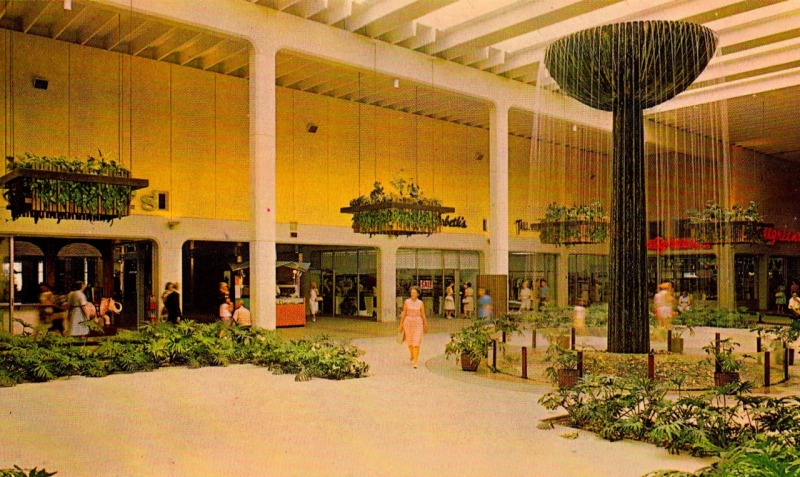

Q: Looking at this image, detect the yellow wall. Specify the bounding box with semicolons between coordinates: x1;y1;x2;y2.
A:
0;31;250;221
275;87;490;234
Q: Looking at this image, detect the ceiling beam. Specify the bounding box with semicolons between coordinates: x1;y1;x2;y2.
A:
22;0;53;34
398;23;436;50
697;37;800;83
105;15;149;51
427;0;583;56
179;36;226;66
202;43;249;71
323;0;352;25
50;2;90;40
78;11;118;46
156;31;202;61
649;66;800;114
714;2;800;48
380;21;417;45
130;25;177;56
347;0;456;37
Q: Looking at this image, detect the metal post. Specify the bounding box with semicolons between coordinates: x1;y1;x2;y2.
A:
532;329;537;349
667;330;672;352
577;350;584;378
715;332;721;353
522;346;528;379
492;339;497;372
790;348;795;366
785;348;790;381
647;351;655;380
571;327;576;350
765;351;771;387
502;331;507;344
756;336;762;353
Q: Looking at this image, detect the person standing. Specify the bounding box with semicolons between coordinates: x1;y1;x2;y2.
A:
789;292;800;317
573;299;587;334
444;281;456;319
218;281;230;320
67;281;92;337
775;286;787;314
538;279;550;310
654;282;676;329
309;282;320;322
232;300;251;328
160;282;173;322
463;282;474;319
219;296;233;324
38;282;55;326
398;286;429;369
165;282;183;324
518;280;532;312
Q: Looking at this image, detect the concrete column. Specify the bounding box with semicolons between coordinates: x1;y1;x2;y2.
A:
378;245;398;322
717;247;735;310
758;254;769;311
250;46;277;330
557;252;570;307
487;101;510;278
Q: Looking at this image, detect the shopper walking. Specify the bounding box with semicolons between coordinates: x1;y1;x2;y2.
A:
398;286;429;369
309;282;320;322
463;282;474;319
518;280;532;312
444;281;456;319
67;281;92;337
654;282;675;329
165;282;183;324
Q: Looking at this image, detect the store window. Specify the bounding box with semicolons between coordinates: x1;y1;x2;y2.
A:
734;254;759;309
397;249;480;317
648;254;718;303
309;248;376;318
509;253;558;309
567;254;607;306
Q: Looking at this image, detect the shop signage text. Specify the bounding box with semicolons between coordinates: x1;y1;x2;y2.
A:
647;237;711;255
441;215;467;228
763;227;800;245
515;219;532;234
419;279;433;290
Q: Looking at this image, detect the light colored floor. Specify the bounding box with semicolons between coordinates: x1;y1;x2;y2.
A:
0;317;719;477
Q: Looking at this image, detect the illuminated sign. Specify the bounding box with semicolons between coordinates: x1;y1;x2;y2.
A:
419;279;433;290
647;237;712;255
763;227;800;245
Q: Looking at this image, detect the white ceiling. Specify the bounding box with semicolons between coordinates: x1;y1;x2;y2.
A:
1;1;799;161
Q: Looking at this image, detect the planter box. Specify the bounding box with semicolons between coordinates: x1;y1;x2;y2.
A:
0;168;148;223
557;369;580;388
460;353;481;372
687;221;771;245
714;371;740;388
670;337;684;354
537;220;608;246
341;201;455;237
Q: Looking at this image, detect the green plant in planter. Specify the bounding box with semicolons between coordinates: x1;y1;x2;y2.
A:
702;338;746;373
444;320;493;363
538;200;609;245
543;344;579;386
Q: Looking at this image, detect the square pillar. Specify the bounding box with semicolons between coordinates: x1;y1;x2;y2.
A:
378;245;398;322
250;47;277;330
487;101;509;279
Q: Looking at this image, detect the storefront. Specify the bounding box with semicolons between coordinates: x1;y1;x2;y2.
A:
396;249;480;317
1;236;154;332
182;241;249;322
567;254;608;306
509;252;558;309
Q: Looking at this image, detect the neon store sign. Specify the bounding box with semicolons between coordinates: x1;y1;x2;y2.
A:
763;227;800;245
647;237;711;255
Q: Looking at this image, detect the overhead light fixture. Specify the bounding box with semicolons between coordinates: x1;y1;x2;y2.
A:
306;122;318;133
393;78;400;88
572;124;578;132
33;78;49;90
475;152;484;161
64;0;72;10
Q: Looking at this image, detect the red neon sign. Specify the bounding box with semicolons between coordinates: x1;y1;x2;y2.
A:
763;227;800;245
647;237;712;255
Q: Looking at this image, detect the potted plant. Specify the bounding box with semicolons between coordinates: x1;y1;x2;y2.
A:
669;314;696;354
340;178;455;237
0;152;148;223
444;321;493;371
762;323;800;365
702;338;743;387
526;304;572;348
544;344;580;388
535;200;609;246
686;201;770;245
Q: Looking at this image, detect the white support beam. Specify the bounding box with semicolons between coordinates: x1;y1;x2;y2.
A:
715;5;800;48
78;11;117;45
156;31;202;61
105;16;149;50
348;0;456;37
649;66;800;114
697;37;800;83
428;0;583;55
130;25;177;56
202;43;250;71
457;47;489;66
179;37;227;66
324;0;352;25
473;48;506;70
380;21;417;44
398;23;435;50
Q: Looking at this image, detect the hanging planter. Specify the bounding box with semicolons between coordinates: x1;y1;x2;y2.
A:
686;201;771;245
341;179;454;237
535;201;609;245
0;152;148;223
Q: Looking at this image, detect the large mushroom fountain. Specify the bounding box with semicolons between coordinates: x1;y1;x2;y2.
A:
545;22;718;353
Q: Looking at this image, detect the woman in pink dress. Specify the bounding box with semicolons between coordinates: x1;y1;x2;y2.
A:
398;286;429;368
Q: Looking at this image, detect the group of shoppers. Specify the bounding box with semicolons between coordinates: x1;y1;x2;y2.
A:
216;281;251;327
517;279;550;312
36;280;100;337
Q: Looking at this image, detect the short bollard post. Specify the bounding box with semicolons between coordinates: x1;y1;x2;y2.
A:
502;331;507;343
715;333;721;373
790;348;795;366
532;329;537;349
522;347;528;379
764;351;771;387
492;340;497;372
577;350;584;379
667;330;672;352
785;348;790;381
571;327;576;350
756;336;762;353
647;351;655;380
715;332;721;353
